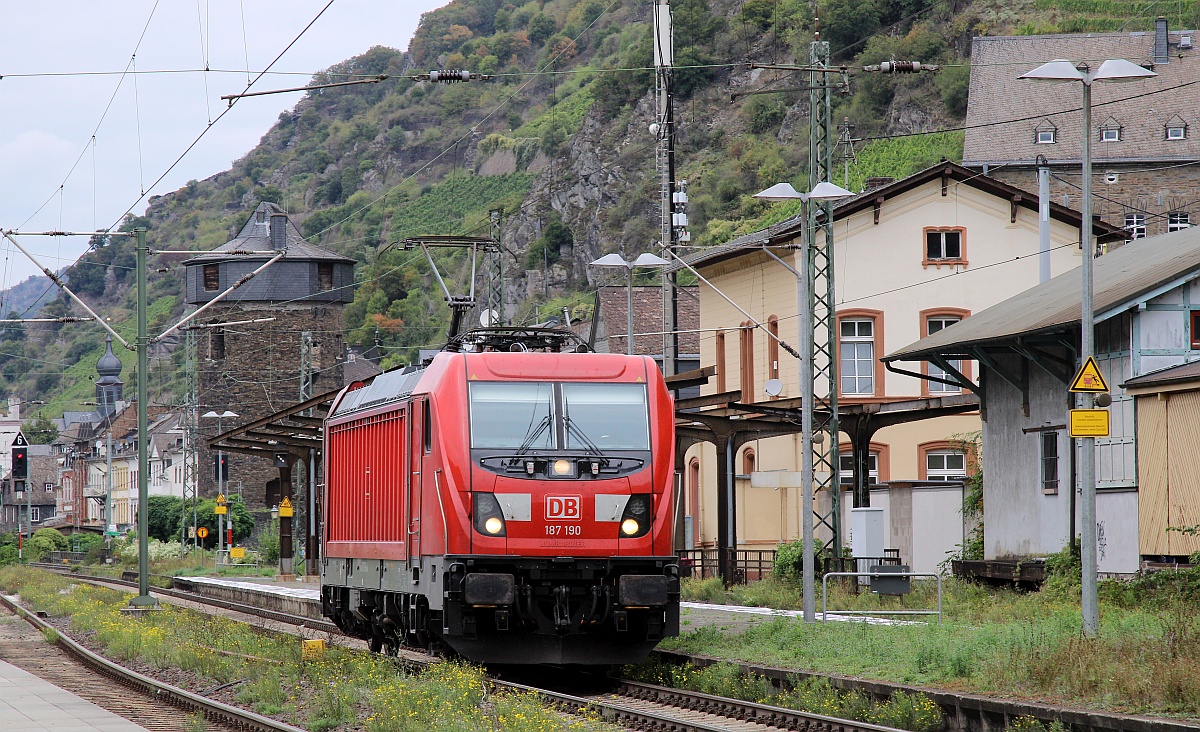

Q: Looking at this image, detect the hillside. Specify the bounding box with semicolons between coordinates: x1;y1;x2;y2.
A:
3;0;1190;415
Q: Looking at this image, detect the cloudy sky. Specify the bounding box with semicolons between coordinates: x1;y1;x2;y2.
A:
0;1;443;286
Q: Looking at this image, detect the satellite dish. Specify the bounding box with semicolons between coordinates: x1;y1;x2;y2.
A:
764;379;783;397
480;308;499;327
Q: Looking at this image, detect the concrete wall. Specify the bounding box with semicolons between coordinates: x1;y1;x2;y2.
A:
980;351;1074;560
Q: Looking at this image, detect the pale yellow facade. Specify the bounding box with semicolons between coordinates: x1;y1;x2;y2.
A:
684;174;1089;550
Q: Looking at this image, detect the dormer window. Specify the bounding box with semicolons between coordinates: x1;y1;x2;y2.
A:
1100;118;1122;143
1034;119;1057;144
1165;115;1187;140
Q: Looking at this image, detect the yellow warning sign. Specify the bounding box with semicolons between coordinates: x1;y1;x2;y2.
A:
1069;408;1110;437
1069;356;1110;393
214;493;228;514
279;497;294;518
216;493;227;503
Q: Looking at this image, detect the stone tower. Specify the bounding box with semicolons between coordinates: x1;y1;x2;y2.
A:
95;335;124;419
183;202;355;510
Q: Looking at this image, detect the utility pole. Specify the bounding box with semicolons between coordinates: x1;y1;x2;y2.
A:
298;332;313;576
807;33;844;556
653;0;682;377
836;117;860;189
181;328;199;556
129;227;156;609
486;209;504;326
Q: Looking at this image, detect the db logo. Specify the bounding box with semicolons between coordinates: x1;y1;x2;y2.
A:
546;495;582;521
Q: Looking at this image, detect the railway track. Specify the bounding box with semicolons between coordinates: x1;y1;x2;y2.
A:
0;592;306;732
31;565;903;732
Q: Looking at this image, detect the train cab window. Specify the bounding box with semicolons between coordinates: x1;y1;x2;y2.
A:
561;383;650;450
423;400;432;453
470;383;555;449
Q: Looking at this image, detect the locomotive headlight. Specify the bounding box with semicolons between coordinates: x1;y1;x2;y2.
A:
618;494;652;538
551;459;575;477
472;493;507;537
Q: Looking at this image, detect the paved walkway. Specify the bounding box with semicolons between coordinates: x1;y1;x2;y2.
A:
0;659;150;731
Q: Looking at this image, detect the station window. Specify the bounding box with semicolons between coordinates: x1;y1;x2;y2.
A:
1124;213;1146;240
1041;431;1060;494
1169;212;1191;232
1036;129;1056;144
923;449;966;481
839;452;879;486
30;507;40;523
203;264;220;291
739;325;755;401
923;227;967;267
926;316;963;393
1100;126;1122;143
1167;125;1187;140
839;318;876;396
1191;311;1200;350
318;262;334;291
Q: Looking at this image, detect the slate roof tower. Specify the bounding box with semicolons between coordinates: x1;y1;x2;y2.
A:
95;335;124;419
183;202;355;510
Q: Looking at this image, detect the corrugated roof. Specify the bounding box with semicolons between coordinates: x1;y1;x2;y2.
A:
1123;359;1200;388
674;161;1121;273
964;29;1200;166
186;202;356;264
884;225;1200;361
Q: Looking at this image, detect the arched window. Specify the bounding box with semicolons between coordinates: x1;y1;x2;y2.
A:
739;324;755;401
715;330;727;392
741;448;756;476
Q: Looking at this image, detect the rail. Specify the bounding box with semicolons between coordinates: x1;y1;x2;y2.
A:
821;570;943;623
0;592;307;732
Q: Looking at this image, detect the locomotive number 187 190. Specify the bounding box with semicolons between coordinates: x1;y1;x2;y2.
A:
545;524;582;536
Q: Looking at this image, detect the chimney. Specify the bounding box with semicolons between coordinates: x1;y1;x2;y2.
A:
270;213;288;250
864;177;895;192
1154;16;1169;65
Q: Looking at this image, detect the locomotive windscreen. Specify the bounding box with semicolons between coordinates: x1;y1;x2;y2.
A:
468;381;649;450
470;382;556;449
562;383;650;450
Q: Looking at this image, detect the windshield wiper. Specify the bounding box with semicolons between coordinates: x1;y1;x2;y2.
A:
564;417;610;466
513;414;552;456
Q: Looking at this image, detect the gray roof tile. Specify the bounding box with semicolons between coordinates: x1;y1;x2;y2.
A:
964;30;1200;166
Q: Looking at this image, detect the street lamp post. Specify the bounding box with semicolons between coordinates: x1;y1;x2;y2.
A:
1020;58;1154;637
590;253;671;355
202;410;238;557
753;180;854;623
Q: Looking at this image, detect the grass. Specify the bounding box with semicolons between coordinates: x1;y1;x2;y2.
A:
667;574;1200;718
0;566;608;732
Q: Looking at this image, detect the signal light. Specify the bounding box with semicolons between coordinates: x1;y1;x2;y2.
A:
11;446;27;480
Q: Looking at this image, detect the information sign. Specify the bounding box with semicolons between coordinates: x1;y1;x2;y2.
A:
1069;408;1110;437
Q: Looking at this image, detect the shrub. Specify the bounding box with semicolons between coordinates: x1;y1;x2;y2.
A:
773;538;827;582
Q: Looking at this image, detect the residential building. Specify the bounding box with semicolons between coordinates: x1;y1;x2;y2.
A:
885;225;1200;573
964;18;1200;241
680;162;1120;570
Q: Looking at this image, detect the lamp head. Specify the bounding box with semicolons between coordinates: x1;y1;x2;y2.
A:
753;182;804;202
631;252;670;267
590;253;630;268
1019;59;1087;82
1094;58;1157;82
807;181;855;201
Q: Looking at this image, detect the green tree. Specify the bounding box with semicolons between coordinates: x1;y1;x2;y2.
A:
146;495;185;542
25;414;59;445
527;217;574;268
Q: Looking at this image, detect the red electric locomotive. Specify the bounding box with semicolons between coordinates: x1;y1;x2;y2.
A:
320;328;680;665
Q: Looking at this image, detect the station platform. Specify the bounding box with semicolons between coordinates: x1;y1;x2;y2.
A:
0;659;150;731
177;575;912;630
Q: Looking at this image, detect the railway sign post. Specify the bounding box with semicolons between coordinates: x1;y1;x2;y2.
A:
1069;356;1109;393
